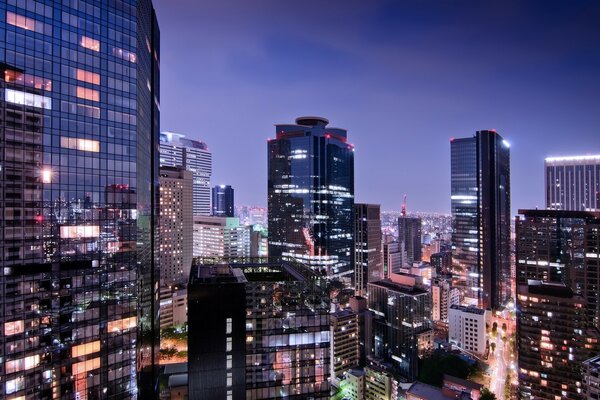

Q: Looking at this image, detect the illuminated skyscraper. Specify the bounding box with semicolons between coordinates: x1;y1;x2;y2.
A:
545;155;600;211
160;131;212;216
212;184;234;217
0;0;160;397
450;130;511;309
354;203;383;295
398;215;422;264
268;116;354;281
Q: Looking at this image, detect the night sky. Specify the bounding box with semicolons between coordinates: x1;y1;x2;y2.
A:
154;0;600;213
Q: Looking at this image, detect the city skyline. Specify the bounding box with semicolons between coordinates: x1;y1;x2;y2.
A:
154;0;600;213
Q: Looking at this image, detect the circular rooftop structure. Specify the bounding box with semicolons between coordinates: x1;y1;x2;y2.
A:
295;116;329;127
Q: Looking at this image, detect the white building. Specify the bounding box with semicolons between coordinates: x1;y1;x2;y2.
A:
160;131;213;216
193;216;250;258
448;305;488;355
431;279;460;323
159;286;187;329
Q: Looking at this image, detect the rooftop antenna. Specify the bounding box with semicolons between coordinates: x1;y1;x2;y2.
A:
401;194;407;217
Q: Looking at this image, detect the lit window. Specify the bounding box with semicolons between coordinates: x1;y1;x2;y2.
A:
76;86;100;101
5;89;51;110
107;316;137;333
61;137;100;152
6;11;36;30
112;47;136;63
226;317;232;334
72;341;101;357
226;337;232;352
60;225;100;239
76;69;100;85
80;36;100;52
72;357;100;375
5;70;52;91
4;320;24;336
226;354;232;369
41;168;52;183
5;376;25;395
226;372;232;387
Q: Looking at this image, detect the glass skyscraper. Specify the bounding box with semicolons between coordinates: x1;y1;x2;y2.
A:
450;130;511;310
545;155;600;211
268;116;354;282
212;184;234;217
0;0;160;398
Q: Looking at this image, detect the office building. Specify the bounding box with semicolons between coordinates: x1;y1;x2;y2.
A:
364;363;399;400
517;281;600;400
398;216;422;264
250;225;268;257
340;369;366;400
383;240;406;278
451;130;511;309
0;1;160;397
212;184;234;217
431;278;460;323
330;309;360;384
159;286;187;329
349;296;369;366
160;166;193;285
268;116;354;281
545;155;600;211
160;131;212;215
367;275;432;381
188;259;331;399
192;216;251;258
354;203;383;295
448;305;488;356
430;251;452;276
583;355;600;400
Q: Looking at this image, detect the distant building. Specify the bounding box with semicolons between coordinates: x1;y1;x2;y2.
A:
545;155;600;211
448;305;488;356
398;216;422;264
354;203;383;295
212;184;234;217
250;225;268;257
192;216;250;258
583;355;600;400
268;116;354;281
406;375;482;400
384;240;407;277
160;166;194;285
160;131;213;215
431;279;460;323
340;369;365;400
159;286;187;329
451;130;511;309
364;364;399;400
188;260;331;399
367;275;432;381
330;309;360;384
349;296;369;366
430;251;452;276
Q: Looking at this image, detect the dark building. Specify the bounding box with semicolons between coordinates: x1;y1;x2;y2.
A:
268;116;354;282
545;155;600;211
367;277;432;381
0;1;160;398
451;131;511;310
188;259;331;399
354;203;383;295
430;251;452;276
398;216;422;264
212;184;234;217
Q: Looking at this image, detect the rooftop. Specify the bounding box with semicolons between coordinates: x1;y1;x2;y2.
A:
368;278;428;295
407;382;453;400
449;304;486;315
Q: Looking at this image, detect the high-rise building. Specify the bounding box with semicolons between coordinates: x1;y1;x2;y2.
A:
398;216;422;264
430;251;452;276
383;240;406;277
450;130;511;309
431;278;460;323
582;355;600;400
545;155;600;211
268;116;354;281
367;275;432;381
188;259;331;399
192;216;251;258
160;131;212;215
160;166;193;285
354;203;383;295
330;309;360;385
517;280;600;400
448;305;488;356
0;1;160;398
212;184;234;217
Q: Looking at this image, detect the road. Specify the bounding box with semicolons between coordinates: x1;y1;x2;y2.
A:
488;313;516;400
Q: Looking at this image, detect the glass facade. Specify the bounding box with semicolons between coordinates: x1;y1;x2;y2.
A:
545;155;600;211
212;184;234;217
450;131;511;309
353;203;382;296
0;0;160;398
268;116;354;282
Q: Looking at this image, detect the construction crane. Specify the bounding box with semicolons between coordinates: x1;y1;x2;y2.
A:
401;194;407;217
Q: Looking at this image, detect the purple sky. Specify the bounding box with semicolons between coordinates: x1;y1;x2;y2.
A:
154;0;600;213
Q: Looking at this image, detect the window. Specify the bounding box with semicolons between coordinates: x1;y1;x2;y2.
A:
5;376;25;395
80;36;100;52
5;320;24;336
226;354;232;369
76;69;100;85
226;337;232;352
72;341;100;357
5;89;51;110
112;47;136;63
226;372;232;387
60;225;100;239
61;137;100;152
5;70;52;91
107;316;137;332
76;86;100;101
226;318;232;334
6;11;51;35
72;357;100;375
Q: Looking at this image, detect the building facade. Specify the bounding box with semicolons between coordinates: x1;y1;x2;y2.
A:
188;259;331;399
192;216;251;258
583;355;600;400
159;131;212;216
159;166;193;285
330;309;360;384
545;155;600;211
212;184;234;217
448;305;488;356
268;116;354;281
159;286;187;329
431;278;460;323
451;130;511;309
398;216;422;264
354;203;383;296
0;0;161;398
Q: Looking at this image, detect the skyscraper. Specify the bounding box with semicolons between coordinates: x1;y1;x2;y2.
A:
0;0;160;397
160;131;212;215
192;216;251;258
354;203;383;295
160;166;193;285
545;155;600;211
450;130;511;309
268;116;354;281
398;215;422;264
212;184;234;217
